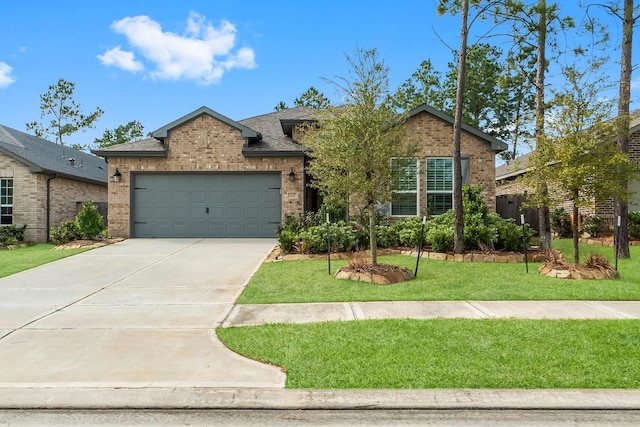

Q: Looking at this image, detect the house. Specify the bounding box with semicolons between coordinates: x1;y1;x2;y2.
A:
93;105;506;239
495;112;640;225
0;125;108;242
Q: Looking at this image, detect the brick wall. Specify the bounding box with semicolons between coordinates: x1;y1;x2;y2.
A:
107;114;305;237
405;112;499;212
0;153;107;242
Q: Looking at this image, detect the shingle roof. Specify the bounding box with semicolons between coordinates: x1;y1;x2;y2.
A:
91;137;167;157
238;106;312;157
0;125;107;185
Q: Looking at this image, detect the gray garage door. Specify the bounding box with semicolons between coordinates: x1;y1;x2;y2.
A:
132;173;281;238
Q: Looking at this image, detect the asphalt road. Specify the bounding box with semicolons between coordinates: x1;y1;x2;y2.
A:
1;409;640;426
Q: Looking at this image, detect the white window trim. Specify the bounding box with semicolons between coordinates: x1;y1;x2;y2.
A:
0;178;13;226
426;157;453;215
390;157;420;217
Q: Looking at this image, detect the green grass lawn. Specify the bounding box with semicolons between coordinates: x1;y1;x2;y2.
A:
0;244;88;278
217;318;640;389
237;240;640;303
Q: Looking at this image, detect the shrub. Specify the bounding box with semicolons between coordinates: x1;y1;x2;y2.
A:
298;222;359;254
0;224;27;245
76;200;105;239
463;212;498;250
550;207;572;238
491;214;532;252
375;225;398;248
277;229;298;253
628;211;640;240
393;217;426;248
581;214;604;237
426;223;454;252
50;219;82;244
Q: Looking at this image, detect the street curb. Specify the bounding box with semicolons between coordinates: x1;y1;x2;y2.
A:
1;388;640;410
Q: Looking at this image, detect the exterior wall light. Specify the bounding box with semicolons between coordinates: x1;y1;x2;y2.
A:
288;169;296;182
113;169;122;183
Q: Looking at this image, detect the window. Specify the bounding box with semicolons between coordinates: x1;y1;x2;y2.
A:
390;158;419;216
0;179;13;225
426;158;453;215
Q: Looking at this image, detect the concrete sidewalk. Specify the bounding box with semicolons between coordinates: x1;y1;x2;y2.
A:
222;300;640;327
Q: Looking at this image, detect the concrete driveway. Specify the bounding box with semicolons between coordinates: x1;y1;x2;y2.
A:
0;239;285;388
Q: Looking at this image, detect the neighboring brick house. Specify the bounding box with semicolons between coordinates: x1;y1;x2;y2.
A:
495;112;640;224
0;125;108;242
93;105;506;239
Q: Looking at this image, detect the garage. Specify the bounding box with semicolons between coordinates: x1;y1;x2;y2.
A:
132;173;282;238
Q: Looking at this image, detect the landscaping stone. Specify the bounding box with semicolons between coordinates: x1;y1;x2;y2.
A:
334;265;415;285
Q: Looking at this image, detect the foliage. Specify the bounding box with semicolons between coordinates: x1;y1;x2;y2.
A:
274;86;332;111
94;120;144;148
50;220;82;245
302;48;415;263
426;217;455;252
50;200;104;244
628;211;640;239
0;224;27;245
550;208;572;238
582;214;604;237
75;200;105;239
25;78;103;146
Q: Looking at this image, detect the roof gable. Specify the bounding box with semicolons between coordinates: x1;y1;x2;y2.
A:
407;104;508;152
151;106;259;139
0;125;107;185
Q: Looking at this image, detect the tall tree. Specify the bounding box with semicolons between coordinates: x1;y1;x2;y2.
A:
302;48;413;264
496;0;573;251
294;86;332;109
94;120;145;148
596;0;640;259
26;78;103;145
438;0;471;254
274;87;332;111
390;59;444;111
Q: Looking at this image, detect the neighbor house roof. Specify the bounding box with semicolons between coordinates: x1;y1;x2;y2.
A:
0;125;107;185
407;104;508;152
495;110;640;182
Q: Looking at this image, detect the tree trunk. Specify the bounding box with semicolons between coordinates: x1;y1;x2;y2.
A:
615;0;634;259
452;0;469;254
369;203;378;265
572;191;580;265
536;0;552;251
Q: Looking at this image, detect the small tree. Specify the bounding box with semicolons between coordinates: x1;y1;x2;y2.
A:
302;48;414;264
531;65;636;264
94;120;145;148
26;78;103;145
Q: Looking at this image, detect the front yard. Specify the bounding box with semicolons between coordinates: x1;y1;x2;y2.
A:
217;239;640;389
238;240;640;303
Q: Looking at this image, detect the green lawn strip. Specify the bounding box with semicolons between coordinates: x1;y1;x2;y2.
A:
0;244;88;278
217;319;640;389
237;242;640;303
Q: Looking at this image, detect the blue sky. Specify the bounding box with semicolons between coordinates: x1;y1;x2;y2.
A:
1;1;637;148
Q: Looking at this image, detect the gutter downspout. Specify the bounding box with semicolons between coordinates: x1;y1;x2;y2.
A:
46;174;58;242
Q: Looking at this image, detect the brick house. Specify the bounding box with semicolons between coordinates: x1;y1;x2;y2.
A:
93;105;506;239
0;125;108;242
495;112;640;225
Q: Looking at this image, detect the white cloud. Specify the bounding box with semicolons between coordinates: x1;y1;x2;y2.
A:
0;62;16;88
101;11;256;85
97;46;144;72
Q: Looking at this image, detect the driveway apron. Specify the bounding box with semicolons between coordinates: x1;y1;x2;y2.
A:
0;239;285;388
